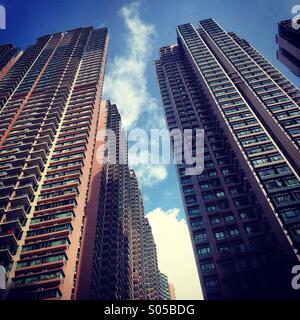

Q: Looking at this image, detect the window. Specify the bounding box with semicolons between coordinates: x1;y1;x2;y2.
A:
183;187;195;194
186;196;197;204
235;242;246;252
215;231;225;241
266;179;283;191
188;207;201;216
284;178;299;187
277;165;291;174
219;200;229;209
234;198;248;207
17;254;66;269
207;205;217;212
30;210;74;224
22;238;70;252
181;177;192;184
239;209;255;220
197;246;211;257
229;228;240;238
245;224;261;235
258;168;275;178
281;208;300;222
274;193;291;205
205;279;219;289
224;215;235;223
200;262;215;273
292;228;300;240
210;217;221;225
200;183;209;190
216;191;225;198
194;232;206;243
219;245;231;256
203;193;213;200
208;171;217;177
191;219;203;229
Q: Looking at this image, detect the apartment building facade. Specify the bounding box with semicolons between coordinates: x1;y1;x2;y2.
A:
155;18;300;299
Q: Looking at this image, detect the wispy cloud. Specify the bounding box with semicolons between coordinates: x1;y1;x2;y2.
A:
134;163;167;186
104;1;167;187
104;1;159;128
147;207;203;300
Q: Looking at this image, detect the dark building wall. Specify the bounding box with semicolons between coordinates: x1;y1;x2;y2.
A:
277;19;300;77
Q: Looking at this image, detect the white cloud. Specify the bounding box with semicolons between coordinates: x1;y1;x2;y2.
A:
104;1;167;187
104;1;160;129
134;164;167;187
146;208;203;300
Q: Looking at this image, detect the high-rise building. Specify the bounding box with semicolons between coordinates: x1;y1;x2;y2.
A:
277;19;300;77
0;44;22;81
155;18;300;300
129;169;161;300
129;169;147;300
0;26;161;300
159;272;170;300
0;26;109;300
76;100;132;300
143;218;161;300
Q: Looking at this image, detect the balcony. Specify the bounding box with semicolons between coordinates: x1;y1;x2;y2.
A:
33;142;49;154
39;128;54;140
10;195;31;209
9;157;27;168
41;123;56;134
21;242;68;258
0;185;14;197
26;157;44;171
0;195;10;208
23;165;41;179
29;149;47;162
44;116;59;128
26;228;71;243
0;233;17;250
15;185;35;199
0;248;13;265
1;174;19;186
0;219;22;235
15;259;65;277
19;175;38;188
30;212;74;229
19;142;34;152
4;165;22;177
5;205;27;220
15;149;30;160
36;135;52;146
11;271;64;290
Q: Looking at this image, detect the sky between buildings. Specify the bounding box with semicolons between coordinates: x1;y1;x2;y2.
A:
1;0;299;300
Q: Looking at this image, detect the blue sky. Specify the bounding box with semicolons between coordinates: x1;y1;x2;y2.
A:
1;0;299;299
